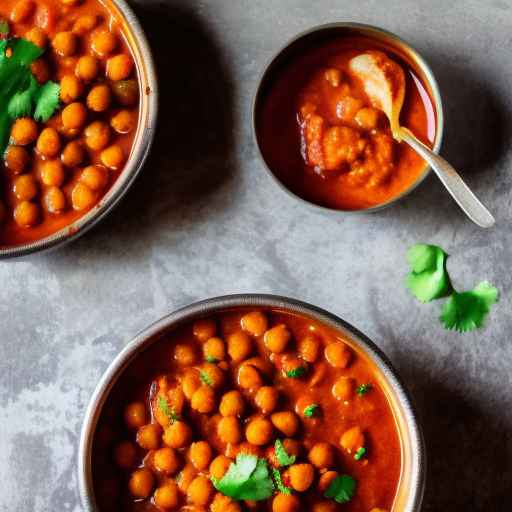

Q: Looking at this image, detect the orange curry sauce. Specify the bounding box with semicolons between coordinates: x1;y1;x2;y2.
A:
257;37;436;210
0;0;139;247
92;309;402;511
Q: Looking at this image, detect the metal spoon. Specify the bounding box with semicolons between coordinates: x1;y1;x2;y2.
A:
349;52;495;228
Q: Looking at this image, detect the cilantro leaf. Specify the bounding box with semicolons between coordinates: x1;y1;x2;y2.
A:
8;74;38;119
406;244;452;303
212;454;273;501
303;404;319;418
33;81;60;122
157;395;180;423
200;370;214;387
205;355;218;363
354;447;366;461
272;468;292;495
355;383;372;396
440;281;499;333
285;366;307;378
275;439;296;467
325;475;357;504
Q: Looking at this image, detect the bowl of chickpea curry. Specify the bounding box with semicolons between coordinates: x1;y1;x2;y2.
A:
0;0;157;257
79;295;425;512
253;23;443;212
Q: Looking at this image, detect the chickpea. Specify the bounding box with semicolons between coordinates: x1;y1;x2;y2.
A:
13;201;39;227
245;417;273;446
217;416;242;444
227;331;252;362
72;14;98;35
174;343;197;366
11;118;38;146
79;165;108;191
52;32;78;57
264;324;291;354
123;401;146;429
182;369;201;400
312;501;337;512
241;311;268;336
282;438;301;458
75;55;99;82
272;493;300;512
187;475;213;506
237;363;263;390
41;160;65;187
71;182;96;211
324;341;352;369
355;107;380;131
176;463;197;493
270;411;299;437
237;441;262;458
211;493;241;512
31;59;50;83
201;363;225;389
324;68;342;87
332;376;354;401
113;440;136;468
25;27;47;48
318;471;338;492
111;109;136;134
13;174;37;201
87;84;111;112
288;463;314;492
191;385;216;414
190;441;213;471
61;102;87;130
5;146;30;174
61;140;85;167
91;30;117;57
203;337;226;362
84;121;111;151
37;127;61;158
111;79;139;106
107;54;134;81
193;318;216;341
167;385;186;415
254;386;279;413
128;468;154;498
154;481;179;510
136;423;162;450
162;421;192;449
219;390;245;417
209;455;232;480
44;186;66;214
298;334;321;363
10;0;35;23
308;443;334;469
340;426;364;454
60;75;84;103
154;447;181;475
100;144;124;170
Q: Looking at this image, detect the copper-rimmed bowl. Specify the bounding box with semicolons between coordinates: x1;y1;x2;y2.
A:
0;0;158;260
78;294;426;511
252;22;444;214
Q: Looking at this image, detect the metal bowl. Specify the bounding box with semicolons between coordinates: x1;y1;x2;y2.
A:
78;294;426;511
252;22;444;214
0;0;158;260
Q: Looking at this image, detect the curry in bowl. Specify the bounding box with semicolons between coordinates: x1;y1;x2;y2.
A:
91;308;403;511
0;0;139;247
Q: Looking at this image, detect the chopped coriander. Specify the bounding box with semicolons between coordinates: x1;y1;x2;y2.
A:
200;370;214;387
157;395;180;423
272;468;292;495
274;439;296;467
356;383;372;396
303;404;319;418
325;475;357;504
212;453;274;501
33;80;60;122
440;281;499;333
354;447;366;461
205;355;218;364
285;365;307;378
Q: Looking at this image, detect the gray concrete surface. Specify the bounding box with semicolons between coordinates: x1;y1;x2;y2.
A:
1;0;511;510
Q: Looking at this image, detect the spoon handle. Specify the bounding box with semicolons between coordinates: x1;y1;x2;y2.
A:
399;128;495;228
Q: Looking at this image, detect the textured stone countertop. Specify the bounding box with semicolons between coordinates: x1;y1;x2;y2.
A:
1;0;511;510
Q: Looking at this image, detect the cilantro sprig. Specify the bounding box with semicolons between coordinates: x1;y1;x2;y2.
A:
272;468;292;495
325;475;357;504
303;404;319;418
356;383;372;396
200;370;214;387
212;453;273;501
157;395;180;424
285;365;307;378
354;447;366;461
274;439;296;467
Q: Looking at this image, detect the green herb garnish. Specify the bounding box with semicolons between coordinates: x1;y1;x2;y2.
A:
205;355;218;364
354;447;366;461
0;19;9;37
285;366;307;378
212;453;274;501
325;475;357;504
272;468;292;495
200;370;214;387
303;404;319;418
33;80;61;122
157;395;180;423
274;439;296;467
356;383;372;396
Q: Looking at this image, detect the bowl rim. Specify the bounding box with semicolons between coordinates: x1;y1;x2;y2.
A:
0;0;159;260
78;293;426;512
251;21;444;215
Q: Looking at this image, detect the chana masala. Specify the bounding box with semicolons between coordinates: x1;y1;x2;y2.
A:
257;36;437;210
0;0;139;247
92;309;401;511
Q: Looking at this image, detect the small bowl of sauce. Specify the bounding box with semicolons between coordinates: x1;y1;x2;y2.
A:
253;23;442;212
